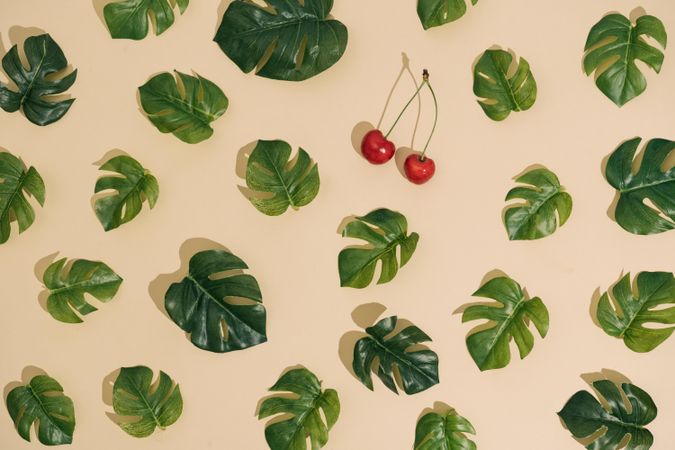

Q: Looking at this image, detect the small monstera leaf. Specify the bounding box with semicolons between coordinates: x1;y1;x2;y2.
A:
353;316;439;395
6;374;75;445
112;366;182;438
414;407;476;450
104;0;189;40
42;257;123;323
339;208;419;288
164;249;267;353
605;137;675;235
596;271;675;353
259;367;340;450
245;140;320;216
462;276;549;371
0;34;77;126
504;167;572;240
214;0;348;81
94;154;159;231
0;152;45;245
558;379;657;450
584;13;667;106
473;49;536;121
139;71;228;144
417;0;478;30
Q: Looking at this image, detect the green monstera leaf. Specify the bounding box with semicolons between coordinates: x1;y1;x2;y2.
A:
605;137;675;235
214;0;348;81
245;140;320;216
6;374;75;445
164;249;267;353
112;366;182;438
584;13;667;106
596;271;675;353
94;154;158;231
338;208;419;289
104;0;189;40
353;316;439;395
0;151;45;245
417;0;478;30
0;34;77;126
414;407;476;450
42;257;123;323
139;71;228;144
259;367;340;450
558;379;657;450
462;276;549;371
473;49;536;121
504;167;572;240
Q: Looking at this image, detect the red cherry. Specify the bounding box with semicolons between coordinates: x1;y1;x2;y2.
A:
361;129;396;164
404;154;436;184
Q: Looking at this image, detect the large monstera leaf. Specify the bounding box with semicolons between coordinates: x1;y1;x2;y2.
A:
104;0;189;40
558;379;657;450
112;366;182;438
414;408;476;450
473;49;536;121
605;137;675;235
338;208;419;288
353;316;439;395
6;374;75;445
0;152;45;245
258;367;340;450
584;13;667;106
462;276;549;371
245;139;320;216
164;249;267;353
504;167;572;240
214;0;348;81
596;271;675;353
0;34;77;126
94;154;159;231
417;0;478;30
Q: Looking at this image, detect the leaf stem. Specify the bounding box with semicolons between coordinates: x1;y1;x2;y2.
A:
420;70;438;161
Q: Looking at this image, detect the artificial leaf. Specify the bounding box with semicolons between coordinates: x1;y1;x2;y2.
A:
259;367;340;450
164;249;267;353
504;167;572;240
112;366;182;438
338;208;419;288
43;257;123;323
353;316;439;395
6;374;75;445
417;0;478;30
414;408;476;450
245;139;320;216
605;137;675;235
584;13;667;106
139;71;228;144
0;33;77;125
214;0;348;81
104;0;189;40
462;276;549;371
558;379;657;450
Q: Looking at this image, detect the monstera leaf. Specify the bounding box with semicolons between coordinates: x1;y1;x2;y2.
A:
164;249;267;353
417;0;478;30
462;276;549;371
584;13;667;106
42;257;123;323
214;0;348;81
245;140;320;216
339;208;419;288
139;71;228;144
0;152;45;245
414;408;476;450
558;379;657;450
112;366;182;438
104;0;189;40
605;137;675;235
6;374;75;445
94;154;158;231
259;367;340;450
596;271;675;353
504;167;572;240
473;49;536;121
0;34;77;126
353;316;439;395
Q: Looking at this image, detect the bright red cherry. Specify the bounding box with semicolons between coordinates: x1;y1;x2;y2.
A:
404;154;436;184
361;129;396;164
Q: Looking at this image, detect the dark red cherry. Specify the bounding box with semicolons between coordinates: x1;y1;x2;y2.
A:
404;154;435;184
361;129;396;164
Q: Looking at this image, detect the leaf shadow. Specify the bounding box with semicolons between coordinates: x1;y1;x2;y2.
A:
101;367;140;426
416;401;457;422
215;0;229;35
91;0;108;30
629;7;647;22
452;269;509;316
90;148;132;214
338;303;387;381
500;163;549;224
3;366;48;403
253;363;306;419
589;287;603;328
580;368;633;410
34;251;61;314
235;139;277;203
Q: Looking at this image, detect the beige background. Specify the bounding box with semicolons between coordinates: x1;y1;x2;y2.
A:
1;0;674;449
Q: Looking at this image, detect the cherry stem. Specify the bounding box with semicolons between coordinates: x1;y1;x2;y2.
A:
384;79;426;139
420;73;438;160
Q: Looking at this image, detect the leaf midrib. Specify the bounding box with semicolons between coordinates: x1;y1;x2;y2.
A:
369;332;436;384
148;90;216;125
490;52;522;111
25;384;70;437
284;393;323;449
511;187;562;234
49;277;115;295
258;147;295;207
126;377;163;428
483;297;527;362
616;277;671;337
620;175;675;194
347;236;406;283
227;17;325;40
0;170;27;226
